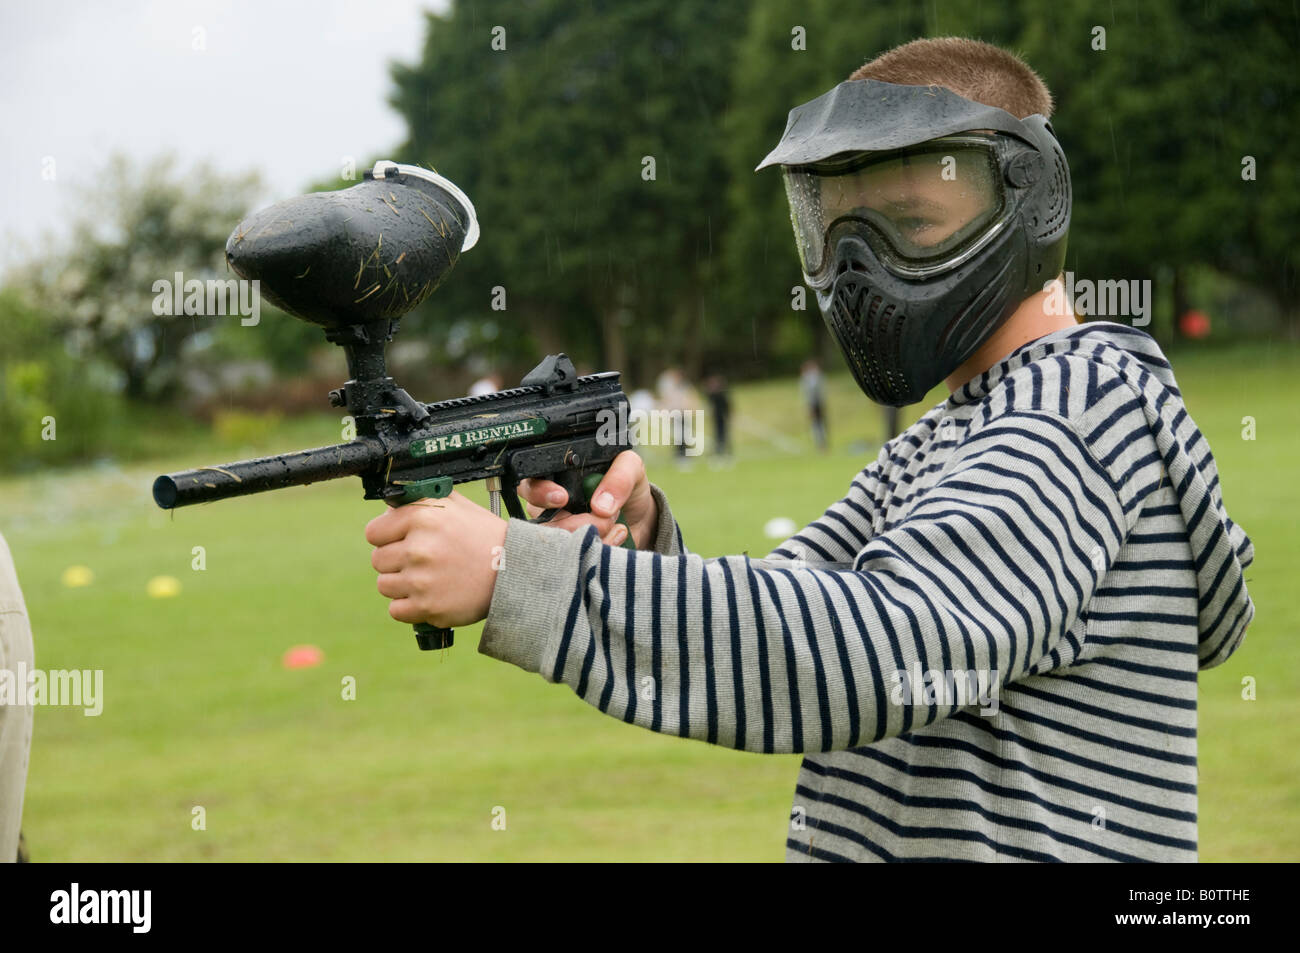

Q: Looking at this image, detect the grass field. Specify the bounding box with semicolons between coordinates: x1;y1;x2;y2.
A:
2;341;1297;861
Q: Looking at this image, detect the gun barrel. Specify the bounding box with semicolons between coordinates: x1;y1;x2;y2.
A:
153;438;384;509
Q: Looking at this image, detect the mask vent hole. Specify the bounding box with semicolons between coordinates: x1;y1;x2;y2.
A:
1037;151;1070;239
829;272;909;405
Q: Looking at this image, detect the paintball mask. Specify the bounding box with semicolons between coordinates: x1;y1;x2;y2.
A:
756;80;1071;406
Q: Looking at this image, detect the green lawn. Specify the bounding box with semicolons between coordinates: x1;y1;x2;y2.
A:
2;342;1296;861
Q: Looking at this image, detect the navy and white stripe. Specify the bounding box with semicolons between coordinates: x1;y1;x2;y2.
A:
479;322;1254;862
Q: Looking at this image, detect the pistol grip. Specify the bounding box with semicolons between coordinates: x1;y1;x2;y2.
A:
390;475;456;651
414;622;454;651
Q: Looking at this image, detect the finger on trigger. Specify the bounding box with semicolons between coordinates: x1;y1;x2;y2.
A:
520;477;568;508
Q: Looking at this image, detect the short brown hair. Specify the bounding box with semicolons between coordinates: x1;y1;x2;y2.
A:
848;37;1053;120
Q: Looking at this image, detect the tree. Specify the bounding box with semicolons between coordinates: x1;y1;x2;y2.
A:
0;287;120;471
1019;0;1300;335
13;154;263;400
389;0;747;384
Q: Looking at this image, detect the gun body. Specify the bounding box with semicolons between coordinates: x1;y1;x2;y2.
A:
154;367;629;519
153;162;631;652
155;355;632;651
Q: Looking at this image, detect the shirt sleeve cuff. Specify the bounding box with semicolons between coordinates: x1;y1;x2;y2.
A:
479;484;683;673
647;482;684;556
477;518;586;676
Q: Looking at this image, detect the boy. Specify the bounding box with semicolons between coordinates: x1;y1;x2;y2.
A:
365;38;1254;862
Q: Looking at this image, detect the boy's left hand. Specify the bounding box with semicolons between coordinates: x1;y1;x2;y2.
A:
365;492;507;629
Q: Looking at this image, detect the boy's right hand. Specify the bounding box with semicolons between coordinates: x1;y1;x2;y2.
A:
518;449;658;550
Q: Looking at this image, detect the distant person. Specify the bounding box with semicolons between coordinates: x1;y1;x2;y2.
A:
800;359;828;451
703;374;732;456
0;531;34;863
656;367;693;459
625;388;656;452
627;387;656;417
468;372;503;397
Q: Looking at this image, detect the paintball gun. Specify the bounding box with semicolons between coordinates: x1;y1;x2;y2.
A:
153;160;633;651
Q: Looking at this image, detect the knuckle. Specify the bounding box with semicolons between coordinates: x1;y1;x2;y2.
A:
403;533;432;562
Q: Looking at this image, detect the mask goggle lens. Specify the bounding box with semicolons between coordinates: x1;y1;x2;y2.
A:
783;138;1005;278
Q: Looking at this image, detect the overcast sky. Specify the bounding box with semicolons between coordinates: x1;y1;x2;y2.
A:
0;0;445;271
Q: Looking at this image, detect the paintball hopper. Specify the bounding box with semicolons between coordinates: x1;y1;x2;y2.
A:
225;160;479;328
214;159;480;463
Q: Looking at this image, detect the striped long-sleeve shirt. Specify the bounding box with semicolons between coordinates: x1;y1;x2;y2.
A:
478;322;1254;862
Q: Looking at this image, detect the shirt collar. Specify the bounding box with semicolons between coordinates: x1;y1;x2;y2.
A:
945;322;1131;406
